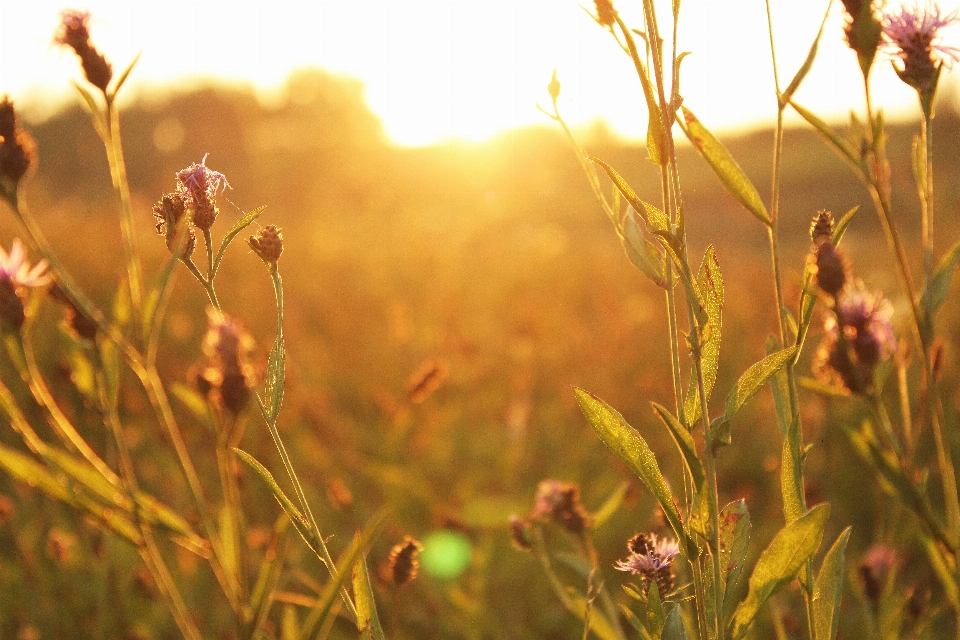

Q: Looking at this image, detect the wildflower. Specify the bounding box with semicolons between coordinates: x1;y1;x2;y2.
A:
0;239;51;330
615;532;680;597
840;0;883;76
0;97;35;199
508;515;533;552
54;10;113;93
175;154;230;231
530;479;590;534
199;309;255;415
858;543;897;604
882;1;960;101
384;536;423;586
151;192;195;258
815;281;896;394
248;225;284;264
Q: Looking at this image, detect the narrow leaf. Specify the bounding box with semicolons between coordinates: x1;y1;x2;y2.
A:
354;553;386;640
620;604;656;640
590;159;665;230
680;107;770;226
922;237;960;317
71;81;106;134
575;388;689;550
662;606;690;640
684;246;723;425
813;527;851;640
724;347;798;423
651;402;705;489
780;1;831;106
720;499;751;619
790;101;862;170
833;205;860;245
212;205;267;279
729;504;830;639
591;482;630;530
622;210;667;288
266;337;286;422
142;249;180;339
110;51;142;99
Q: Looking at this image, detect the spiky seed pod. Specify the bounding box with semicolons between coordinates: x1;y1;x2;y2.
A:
840;0;882;77
385;536;423;586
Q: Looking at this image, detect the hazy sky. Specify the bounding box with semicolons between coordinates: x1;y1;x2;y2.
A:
1;1;956;146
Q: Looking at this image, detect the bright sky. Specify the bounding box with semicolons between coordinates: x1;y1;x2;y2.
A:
0;1;957;146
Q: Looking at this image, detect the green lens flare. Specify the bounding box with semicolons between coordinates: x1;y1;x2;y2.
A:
420;530;472;579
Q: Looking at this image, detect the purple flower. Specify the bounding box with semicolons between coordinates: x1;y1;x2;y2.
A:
0;239;51;288
882;1;960;95
615;532;679;597
176;153;231;204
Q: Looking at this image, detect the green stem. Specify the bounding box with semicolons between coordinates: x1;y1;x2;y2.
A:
183;258;221;313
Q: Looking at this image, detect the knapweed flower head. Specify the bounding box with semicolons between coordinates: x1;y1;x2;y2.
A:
175;154;231;231
54;10;113;93
247;225;283;265
0;97;35;199
615;532;679;597
858;543;898;603
530;479;590;534
815;280;896;394
199;308;255;415
882;1;960;100
0;239;51;330
151;192;195;258
841;0;883;75
383;536;423;586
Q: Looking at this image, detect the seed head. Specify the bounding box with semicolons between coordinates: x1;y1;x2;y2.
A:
0;97;36;199
594;0;616;27
841;0;883;76
54;10;113;93
248;225;284;264
615;532;680;597
384;536;423;586
530;479;590;534
882;1;960;103
152;192;195;257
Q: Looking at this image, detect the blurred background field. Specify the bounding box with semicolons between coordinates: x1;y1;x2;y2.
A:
2;70;960;637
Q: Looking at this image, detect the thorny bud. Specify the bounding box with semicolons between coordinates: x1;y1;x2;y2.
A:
248;225;284;264
615;532;680;598
152;192;195;258
384;536;423;586
0;97;35;199
508;515;534;552
882;2;960;111
858;543;897;604
530;479;590;535
548;69;561;102
54;10;113;93
840;0;883;77
201;309;255;415
594;0;616;28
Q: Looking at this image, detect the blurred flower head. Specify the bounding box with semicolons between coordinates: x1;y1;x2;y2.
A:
199;309;255;415
858;543;898;603
383;536;423;586
841;0;883;76
529;479;590;534
882;1;960;96
615;532;679;597
0;97;35;198
54;10;113;93
0;239;51;289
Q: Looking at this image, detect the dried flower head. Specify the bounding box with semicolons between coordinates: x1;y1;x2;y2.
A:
200;309;255;415
594;0;616;27
530;479;590;534
248;225;284;264
175;154;230;231
810;210;835;243
54;10;113;93
615;532;680;597
858;543;898;603
384;536;423;586
0;97;35;198
152;192;195;257
882;1;960;99
815;280;896;394
841;0;883;76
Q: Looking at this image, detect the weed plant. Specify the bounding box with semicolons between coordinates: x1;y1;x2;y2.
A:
0;2;959;639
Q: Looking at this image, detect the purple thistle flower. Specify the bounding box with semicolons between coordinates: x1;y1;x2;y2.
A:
882;1;960;97
176;153;231;204
615;532;679;597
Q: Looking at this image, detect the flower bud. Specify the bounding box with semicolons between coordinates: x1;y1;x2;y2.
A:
248;225;284;264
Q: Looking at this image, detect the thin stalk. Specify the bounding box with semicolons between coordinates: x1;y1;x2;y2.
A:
216;433;246;606
183;258;221;313
102;102;144;318
265;263;357;619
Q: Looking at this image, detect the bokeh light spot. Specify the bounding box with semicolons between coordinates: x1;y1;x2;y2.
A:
420;530;472;580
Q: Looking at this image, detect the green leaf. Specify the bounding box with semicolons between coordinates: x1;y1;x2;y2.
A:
71;81;106;134
720;499;751;619
728;504;830;639
354;553;386;640
680;107;770;226
724;347;798;423
766;337;791;438
617;20;666;165
813;527;851;640
212;205;267;279
591;482;630;530
790;101;862;171
170;382;216;431
574;389;689;551
780;427;805;523
662;606;690;640
265;337;286;422
590;159;667;231
622;209;667;288
234;448;316;554
922;237;960;319
651;402;705;489
833;205;860;245
779;1;831;107
619;604;656;640
646;580;665;636
684;246;723;425
109;51;142;99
